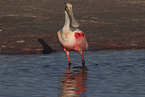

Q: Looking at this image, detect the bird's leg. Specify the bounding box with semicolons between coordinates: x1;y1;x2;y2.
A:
63;48;71;65
67;64;71;73
79;50;85;65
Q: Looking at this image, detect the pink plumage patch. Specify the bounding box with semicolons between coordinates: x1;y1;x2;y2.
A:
75;33;84;38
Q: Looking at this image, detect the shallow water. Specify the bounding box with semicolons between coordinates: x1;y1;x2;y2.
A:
0;49;145;97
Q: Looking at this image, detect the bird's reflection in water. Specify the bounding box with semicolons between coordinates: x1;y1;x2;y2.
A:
59;65;88;97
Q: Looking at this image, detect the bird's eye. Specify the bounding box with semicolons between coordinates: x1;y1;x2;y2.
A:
65;6;68;10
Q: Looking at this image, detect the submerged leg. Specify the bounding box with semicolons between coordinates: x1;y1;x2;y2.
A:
67;64;71;73
63;48;71;65
79;50;85;65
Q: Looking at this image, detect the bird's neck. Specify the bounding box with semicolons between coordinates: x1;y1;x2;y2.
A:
62;11;71;33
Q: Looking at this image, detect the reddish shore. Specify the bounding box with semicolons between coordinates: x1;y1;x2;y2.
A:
0;0;145;54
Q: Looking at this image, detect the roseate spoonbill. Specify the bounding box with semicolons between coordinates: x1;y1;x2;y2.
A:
57;3;88;65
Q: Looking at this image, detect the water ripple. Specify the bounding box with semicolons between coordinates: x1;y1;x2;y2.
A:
0;50;145;96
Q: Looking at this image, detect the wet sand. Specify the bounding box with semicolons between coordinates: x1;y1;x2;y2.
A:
0;0;145;54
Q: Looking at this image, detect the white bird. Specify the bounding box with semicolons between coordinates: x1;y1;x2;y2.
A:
57;3;88;65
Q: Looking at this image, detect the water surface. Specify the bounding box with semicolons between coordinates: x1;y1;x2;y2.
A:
0;49;145;97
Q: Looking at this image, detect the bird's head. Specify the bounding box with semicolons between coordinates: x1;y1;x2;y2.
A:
65;3;72;12
64;2;79;28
